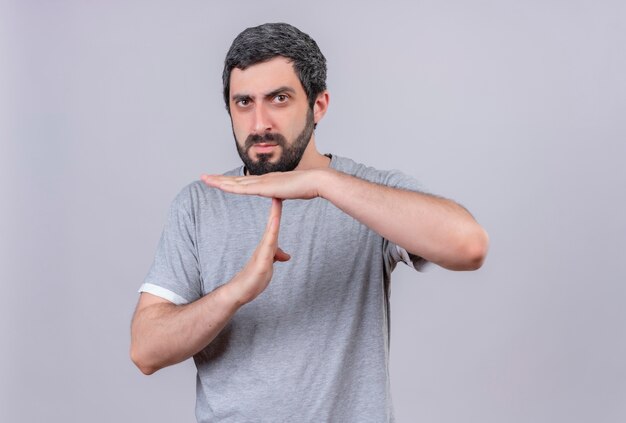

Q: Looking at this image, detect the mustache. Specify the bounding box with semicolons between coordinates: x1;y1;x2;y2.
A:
244;132;287;151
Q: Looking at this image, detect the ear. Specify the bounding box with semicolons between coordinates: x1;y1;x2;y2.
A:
313;91;330;124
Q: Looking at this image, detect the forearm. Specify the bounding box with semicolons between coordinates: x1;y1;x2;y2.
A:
131;199;287;375
200;170;488;270
130;282;240;375
318;169;489;270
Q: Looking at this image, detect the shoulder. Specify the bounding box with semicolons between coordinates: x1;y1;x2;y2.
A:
331;155;424;191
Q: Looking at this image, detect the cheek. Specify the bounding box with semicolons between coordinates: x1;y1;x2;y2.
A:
230;117;248;143
282;111;307;139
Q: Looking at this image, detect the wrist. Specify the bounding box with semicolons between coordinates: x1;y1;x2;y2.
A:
315;167;339;200
219;276;249;309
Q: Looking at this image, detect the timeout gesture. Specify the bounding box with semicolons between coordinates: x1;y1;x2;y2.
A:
201;169;327;200
229;198;291;305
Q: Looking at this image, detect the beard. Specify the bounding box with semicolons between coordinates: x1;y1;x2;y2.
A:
235;108;315;175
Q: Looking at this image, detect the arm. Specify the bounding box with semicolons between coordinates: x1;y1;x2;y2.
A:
320;170;488;271
130;198;290;375
201;169;488;271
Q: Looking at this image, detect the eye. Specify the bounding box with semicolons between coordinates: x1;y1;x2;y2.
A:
236;98;250;107
274;94;289;103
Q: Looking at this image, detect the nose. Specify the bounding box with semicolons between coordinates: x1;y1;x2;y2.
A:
252;103;272;134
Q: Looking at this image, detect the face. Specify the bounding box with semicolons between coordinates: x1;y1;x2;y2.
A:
229;57;315;175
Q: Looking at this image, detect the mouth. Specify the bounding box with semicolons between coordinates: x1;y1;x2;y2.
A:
251;143;279;154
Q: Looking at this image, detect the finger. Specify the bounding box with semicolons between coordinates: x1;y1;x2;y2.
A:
257;199;283;261
202;174;265;185
201;175;245;190
202;174;268;196
200;174;221;188
261;198;279;230
269;197;282;228
274;247;291;262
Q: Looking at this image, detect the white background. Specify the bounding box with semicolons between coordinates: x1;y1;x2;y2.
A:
1;0;625;421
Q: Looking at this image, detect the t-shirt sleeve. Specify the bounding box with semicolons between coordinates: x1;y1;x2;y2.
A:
380;168;430;272
139;187;204;304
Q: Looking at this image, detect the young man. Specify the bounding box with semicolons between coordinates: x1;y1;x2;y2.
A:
131;23;488;422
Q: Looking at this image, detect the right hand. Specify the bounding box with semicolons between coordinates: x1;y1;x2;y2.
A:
229;198;290;305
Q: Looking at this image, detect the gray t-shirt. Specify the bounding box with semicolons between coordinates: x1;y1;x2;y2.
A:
140;155;425;422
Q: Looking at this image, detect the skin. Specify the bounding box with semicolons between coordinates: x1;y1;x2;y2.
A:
229;57;331;172
130;57;489;375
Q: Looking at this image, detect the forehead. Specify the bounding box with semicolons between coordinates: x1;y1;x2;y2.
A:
230;56;302;95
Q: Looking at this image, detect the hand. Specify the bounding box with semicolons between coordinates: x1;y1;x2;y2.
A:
201;169;330;200
229;198;290;305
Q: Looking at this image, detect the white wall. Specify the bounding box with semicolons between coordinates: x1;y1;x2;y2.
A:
2;1;625;421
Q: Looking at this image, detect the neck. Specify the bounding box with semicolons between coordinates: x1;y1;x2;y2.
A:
294;135;330;170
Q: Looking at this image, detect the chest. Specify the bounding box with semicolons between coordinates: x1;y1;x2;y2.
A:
194;196;382;295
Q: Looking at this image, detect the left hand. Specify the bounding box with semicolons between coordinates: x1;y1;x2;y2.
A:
201;169;330;200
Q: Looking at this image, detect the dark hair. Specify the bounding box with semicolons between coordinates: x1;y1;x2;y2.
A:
222;23;327;112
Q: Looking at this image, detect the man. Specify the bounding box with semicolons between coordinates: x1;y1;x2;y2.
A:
131;23;488;422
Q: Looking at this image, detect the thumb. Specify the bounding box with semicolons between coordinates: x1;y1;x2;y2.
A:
274;247;291;262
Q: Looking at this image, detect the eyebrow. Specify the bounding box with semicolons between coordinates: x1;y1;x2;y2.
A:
231;86;296;103
231;93;251;103
264;86;296;99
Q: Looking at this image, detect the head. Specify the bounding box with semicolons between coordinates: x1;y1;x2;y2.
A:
223;23;328;175
223;23;327;113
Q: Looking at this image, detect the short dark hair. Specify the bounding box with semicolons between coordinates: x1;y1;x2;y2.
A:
222;23;327;112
